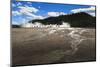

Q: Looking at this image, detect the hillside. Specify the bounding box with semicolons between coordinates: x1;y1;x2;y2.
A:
30;12;96;28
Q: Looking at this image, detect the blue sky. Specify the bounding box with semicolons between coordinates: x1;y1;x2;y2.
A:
12;1;95;25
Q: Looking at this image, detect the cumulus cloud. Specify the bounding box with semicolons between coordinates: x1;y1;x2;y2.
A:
71;6;95;16
18;5;39;13
19;6;44;19
19;5;42;19
48;12;67;17
12;4;46;21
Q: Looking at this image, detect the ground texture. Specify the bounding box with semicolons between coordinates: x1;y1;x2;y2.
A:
12;28;96;66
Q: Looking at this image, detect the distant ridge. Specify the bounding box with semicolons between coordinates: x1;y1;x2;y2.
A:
30;12;96;28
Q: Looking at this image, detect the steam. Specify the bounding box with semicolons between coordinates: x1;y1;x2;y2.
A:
48;30;57;34
60;22;70;28
21;22;88;55
21;21;71;28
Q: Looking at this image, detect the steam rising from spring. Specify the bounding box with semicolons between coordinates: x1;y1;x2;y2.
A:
21;21;71;28
21;22;87;54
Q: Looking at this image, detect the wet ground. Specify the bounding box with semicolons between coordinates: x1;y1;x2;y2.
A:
12;27;96;66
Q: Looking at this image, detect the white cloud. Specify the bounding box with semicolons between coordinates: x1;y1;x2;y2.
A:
12;5;45;20
27;2;32;4
18;5;39;13
19;5;46;19
71;6;95;13
71;6;95;16
47;12;67;17
12;4;46;24
27;2;33;6
34;15;45;19
28;15;45;20
12;5;68;24
17;2;22;6
12;11;21;16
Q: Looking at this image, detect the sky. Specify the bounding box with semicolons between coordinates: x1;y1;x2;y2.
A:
12;1;96;25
